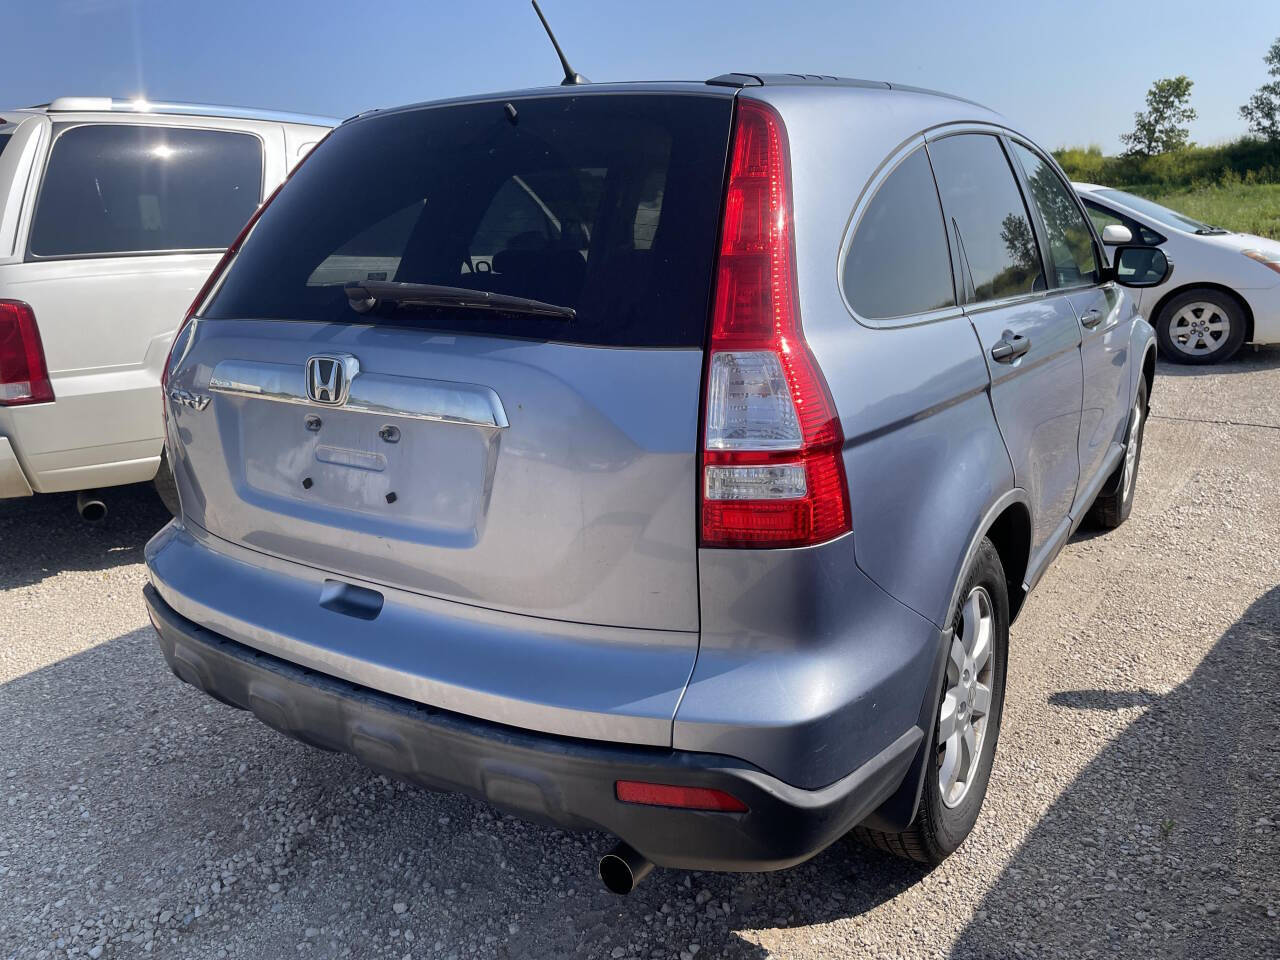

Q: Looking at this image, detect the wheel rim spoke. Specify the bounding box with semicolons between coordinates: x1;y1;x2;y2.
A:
938;584;998;808
1171;302;1229;356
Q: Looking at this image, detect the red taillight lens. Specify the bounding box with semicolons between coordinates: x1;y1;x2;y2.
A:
699;100;850;548
0;300;54;406
615;781;748;813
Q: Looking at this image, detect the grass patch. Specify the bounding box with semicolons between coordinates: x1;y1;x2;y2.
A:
1132;182;1280;239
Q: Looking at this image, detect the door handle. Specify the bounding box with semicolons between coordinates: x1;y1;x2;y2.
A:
1080;307;1103;329
991;332;1031;363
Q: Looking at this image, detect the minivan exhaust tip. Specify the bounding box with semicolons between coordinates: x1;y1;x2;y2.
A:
598;842;653;895
76;490;107;523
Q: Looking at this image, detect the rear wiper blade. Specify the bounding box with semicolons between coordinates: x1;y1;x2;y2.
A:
345;281;575;320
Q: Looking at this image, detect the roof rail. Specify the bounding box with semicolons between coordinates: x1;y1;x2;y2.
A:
704;73;988;109
43;97;337;127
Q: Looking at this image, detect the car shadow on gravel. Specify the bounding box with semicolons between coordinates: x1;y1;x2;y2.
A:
1156;344;1280;378
949;586;1280;959
0;482;169;590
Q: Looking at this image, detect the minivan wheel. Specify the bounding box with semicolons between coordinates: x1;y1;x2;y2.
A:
855;538;1009;865
1088;378;1148;530
154;451;180;517
1155;289;1246;364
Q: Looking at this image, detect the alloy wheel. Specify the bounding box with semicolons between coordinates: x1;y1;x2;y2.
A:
1169;301;1231;358
938;586;995;808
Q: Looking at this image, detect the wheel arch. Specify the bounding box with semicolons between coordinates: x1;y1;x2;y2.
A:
984;499;1033;624
1149;282;1255;344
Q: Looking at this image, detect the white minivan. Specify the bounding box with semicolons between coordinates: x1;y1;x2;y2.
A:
0;98;333;517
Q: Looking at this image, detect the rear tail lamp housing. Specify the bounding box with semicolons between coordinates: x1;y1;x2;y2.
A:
0;300;54;406
699;99;851;548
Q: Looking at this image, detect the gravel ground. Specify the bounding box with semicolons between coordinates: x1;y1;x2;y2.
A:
2;349;1278;960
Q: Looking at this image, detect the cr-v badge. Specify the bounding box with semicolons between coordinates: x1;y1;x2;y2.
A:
306;354;360;406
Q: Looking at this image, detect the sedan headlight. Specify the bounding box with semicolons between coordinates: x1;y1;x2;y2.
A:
1243;249;1280;275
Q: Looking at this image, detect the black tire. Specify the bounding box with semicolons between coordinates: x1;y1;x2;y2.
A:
154;450;180;517
1155;289;1246;364
1089;378;1148;530
855;538;1009;865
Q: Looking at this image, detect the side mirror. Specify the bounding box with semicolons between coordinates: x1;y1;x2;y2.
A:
1101;223;1133;245
1110;246;1173;289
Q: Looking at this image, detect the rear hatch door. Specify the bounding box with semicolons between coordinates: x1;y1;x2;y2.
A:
170;91;734;633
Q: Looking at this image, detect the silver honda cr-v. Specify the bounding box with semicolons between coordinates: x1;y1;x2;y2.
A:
144;73;1169;892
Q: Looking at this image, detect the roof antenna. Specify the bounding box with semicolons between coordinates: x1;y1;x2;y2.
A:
530;0;588;86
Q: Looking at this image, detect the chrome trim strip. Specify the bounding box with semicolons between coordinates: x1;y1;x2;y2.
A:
207;359;509;429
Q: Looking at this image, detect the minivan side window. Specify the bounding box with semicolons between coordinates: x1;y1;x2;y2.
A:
928;134;1045;303
29;124;263;258
1009;142;1099;288
842;147;955;320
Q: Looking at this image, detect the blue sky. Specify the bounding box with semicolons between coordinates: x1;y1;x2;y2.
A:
6;0;1277;152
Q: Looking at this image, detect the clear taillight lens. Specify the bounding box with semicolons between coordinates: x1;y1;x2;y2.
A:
698;99;851;549
0;300;54;406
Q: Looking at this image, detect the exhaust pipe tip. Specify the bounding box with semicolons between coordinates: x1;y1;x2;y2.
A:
76;491;107;523
599;842;653;895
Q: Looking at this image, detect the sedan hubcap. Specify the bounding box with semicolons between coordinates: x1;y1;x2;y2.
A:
1170;301;1230;356
938;586;995;808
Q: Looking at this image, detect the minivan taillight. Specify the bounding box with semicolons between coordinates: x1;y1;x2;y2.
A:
0;300;54;406
699;100;850;548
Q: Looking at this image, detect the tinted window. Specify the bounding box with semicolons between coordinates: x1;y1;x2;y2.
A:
30;124;263;257
205;95;734;348
928;134;1044;302
1010;142;1099;287
0;133;11;158
843;148;955;320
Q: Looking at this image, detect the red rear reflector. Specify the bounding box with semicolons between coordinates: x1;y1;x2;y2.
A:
0;300;54;406
615;781;748;812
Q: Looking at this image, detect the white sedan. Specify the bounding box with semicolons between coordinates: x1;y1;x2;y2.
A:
1075;182;1280;364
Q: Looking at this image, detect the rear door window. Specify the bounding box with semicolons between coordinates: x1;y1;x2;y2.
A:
29;124;263;258
203;94;734;348
1008;142;1099;288
928;133;1046;303
843;146;955;320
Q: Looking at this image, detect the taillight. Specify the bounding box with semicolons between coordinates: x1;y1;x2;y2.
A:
0;300;54;406
699;99;850;548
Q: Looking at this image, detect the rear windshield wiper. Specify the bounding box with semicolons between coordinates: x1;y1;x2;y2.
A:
345;281;575;321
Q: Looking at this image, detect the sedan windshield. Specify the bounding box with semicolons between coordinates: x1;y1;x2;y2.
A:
1096;189;1228;236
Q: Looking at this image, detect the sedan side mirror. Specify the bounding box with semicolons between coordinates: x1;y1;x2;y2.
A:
1108;246;1173;289
1101;223;1133;245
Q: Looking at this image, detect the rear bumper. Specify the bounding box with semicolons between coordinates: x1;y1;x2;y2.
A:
144;583;921;871
0;437;34;498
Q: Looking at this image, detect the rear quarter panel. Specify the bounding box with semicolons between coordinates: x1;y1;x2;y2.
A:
755;86;1021;630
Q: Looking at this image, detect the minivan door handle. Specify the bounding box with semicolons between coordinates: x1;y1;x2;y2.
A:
990;332;1031;363
1080;307;1103;329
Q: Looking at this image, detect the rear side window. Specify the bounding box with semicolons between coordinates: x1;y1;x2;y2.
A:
203;94;734;347
29;124;263;258
1009;142;1099;287
843;147;955;320
0;133;11;158
928;134;1045;303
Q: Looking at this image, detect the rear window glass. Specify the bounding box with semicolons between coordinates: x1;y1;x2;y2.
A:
29;124;263;258
203;94;734;347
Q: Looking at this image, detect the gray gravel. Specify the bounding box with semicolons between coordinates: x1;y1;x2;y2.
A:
2;349;1279;959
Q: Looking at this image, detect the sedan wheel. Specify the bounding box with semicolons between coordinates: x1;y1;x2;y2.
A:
1168;301;1231;358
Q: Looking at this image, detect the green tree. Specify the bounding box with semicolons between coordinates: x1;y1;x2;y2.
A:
1241;38;1280;142
1121;76;1197;157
